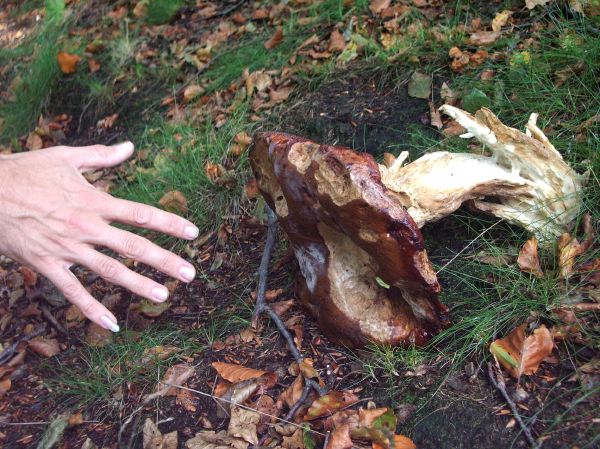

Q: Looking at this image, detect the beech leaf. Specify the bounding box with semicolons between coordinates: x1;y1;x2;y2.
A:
265;27;283;49
212;362;267;383
57;52;80;74
158;190;188;214
29;338;60;358
517;236;544;278
304;391;359;420
158;363;195;396
490;324;554;378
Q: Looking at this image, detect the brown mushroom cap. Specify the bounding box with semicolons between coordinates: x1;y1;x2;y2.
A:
250;132;449;347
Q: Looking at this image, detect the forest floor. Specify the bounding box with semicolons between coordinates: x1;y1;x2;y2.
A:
0;1;599;449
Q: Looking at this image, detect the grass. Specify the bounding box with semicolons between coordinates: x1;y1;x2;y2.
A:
0;0;66;143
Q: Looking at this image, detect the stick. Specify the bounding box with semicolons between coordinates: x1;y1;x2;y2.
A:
0;326;45;365
487;362;538;448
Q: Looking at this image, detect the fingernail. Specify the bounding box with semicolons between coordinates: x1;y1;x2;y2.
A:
179;265;196;282
184;225;199;240
152;286;169;302
100;315;120;333
113;141;134;153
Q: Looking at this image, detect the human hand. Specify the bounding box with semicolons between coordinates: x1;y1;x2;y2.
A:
0;142;198;332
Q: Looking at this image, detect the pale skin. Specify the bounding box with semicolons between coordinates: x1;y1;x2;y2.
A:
0;142;198;332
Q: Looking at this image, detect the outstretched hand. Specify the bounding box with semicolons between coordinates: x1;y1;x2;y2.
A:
0;142;198;332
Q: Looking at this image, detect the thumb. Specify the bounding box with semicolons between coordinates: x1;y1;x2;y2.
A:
66;142;135;171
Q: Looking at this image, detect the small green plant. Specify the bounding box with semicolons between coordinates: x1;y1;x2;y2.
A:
144;0;185;25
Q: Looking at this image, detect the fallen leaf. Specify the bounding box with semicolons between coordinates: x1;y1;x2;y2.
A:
212;362;267;383
369;0;391;15
29;338;60;357
88;58;101;73
490;324;554;378
526;0;551;9
57;52;81;74
373;435;416;449
328;30;346;52
492;10;513;32
143;418;178;449
265;27;283;49
158;363;195;396
554;60;586;87
185;430;248;449
429;102;443;129
327;424;353;449
36;415;69;449
407;71;431;99
517;237;544;278
139;345;181;365
269;86;294;103
85;322;113;347
139;298;170;318
0;378;11;397
25;132;43;151
558;214;594;278
183;85;205;102
468;250;513;267
158;190;188;214
468;31;501;46
228;406;260;445
280;375;304;408
177;388;197;412
304;391;359;420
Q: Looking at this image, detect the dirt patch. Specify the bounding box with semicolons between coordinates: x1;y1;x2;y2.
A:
278;70;432;158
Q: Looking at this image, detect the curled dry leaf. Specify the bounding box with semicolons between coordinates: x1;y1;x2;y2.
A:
304;391;359;420
265;27;283;49
143;418;178;449
328;30;346;52
373;435;416;449
328;424;354;449
158;363;195;396
29;338;60;357
183;85;205;102
228;406;260;445
0;378;11;397
158;190;188;214
558;214;595;278
490;324;554;379
212;362;267;383
517;236;544;278
280;375;304;408
468;31;501;46
185;430;248;449
85;322;113;347
492;10;513;32
369;0;391;15
57;52;80;74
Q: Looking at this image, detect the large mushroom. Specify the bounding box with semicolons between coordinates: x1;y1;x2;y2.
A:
250;132;449;347
249;107;584;347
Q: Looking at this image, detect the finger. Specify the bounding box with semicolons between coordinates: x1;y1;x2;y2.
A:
76;249;172;303
43;264;120;332
90;225;196;283
104;198;199;240
58;142;135;171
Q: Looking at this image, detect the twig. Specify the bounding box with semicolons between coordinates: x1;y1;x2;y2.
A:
323;431;331;449
487;362;538;448
0;326;45;365
39;303;68;336
217;0;247;17
285;382;313;421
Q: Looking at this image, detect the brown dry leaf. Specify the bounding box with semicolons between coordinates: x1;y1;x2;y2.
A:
20;266;37;287
271;299;295;316
26;132;43;151
185;430;248;449
228;406;260;445
517;236;544;278
143;418;178;449
140;345;181;365
235;131;252;147
526;0;551;9
328;30;346;52
176;387;197;413
442;120;466;136
57;52;81;74
490;324;554;378
29;338;60;357
88;58;101;73
469;49;488;65
85;322;113;347
212;362;267;383
0;378;11;397
183;85;205;102
369;0;391;15
468;250;512;267
373;435;416;449
244;179;260;200
139;298;170;318
299;360;319;379
328;424;353;449
158;190;188;214
481;69;495;81
133;1;147;17
280;375;304;408
159;363;195;396
554;60;586;88
68;412;84;427
429;102;443;129
468;31;501;46
558;214;594;278
282;428;304;449
265;27;283;50
97;113;119;130
269;86;294;103
304;391;359;420
492;10;513;32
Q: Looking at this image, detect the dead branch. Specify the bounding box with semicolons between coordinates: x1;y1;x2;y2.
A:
487;362;538;448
